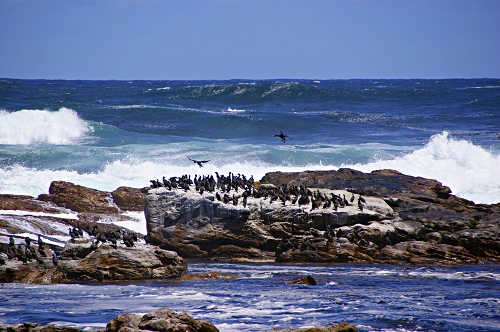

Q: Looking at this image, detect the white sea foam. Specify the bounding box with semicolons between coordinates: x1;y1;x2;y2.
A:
347;131;500;204
226;107;245;113
0;210;78;219
0;132;497;204
0;108;91;145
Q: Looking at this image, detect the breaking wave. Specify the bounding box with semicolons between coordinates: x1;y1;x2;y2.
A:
0;108;91;145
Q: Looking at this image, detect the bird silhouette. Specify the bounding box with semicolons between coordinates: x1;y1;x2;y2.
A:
188;157;210;167
274;130;291;143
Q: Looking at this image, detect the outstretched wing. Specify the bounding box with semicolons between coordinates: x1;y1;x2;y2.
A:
188;157;210;163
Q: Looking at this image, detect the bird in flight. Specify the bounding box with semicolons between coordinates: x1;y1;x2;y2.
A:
188;157;210;167
274;130;291;143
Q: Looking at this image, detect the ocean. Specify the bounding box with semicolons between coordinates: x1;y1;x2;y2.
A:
0;79;499;204
1;263;499;331
1;79;500;331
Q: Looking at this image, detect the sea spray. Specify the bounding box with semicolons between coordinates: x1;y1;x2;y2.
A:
1;132;498;204
350;132;500;204
0;108;91;145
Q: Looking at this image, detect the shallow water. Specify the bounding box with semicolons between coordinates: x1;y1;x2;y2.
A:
1;263;499;331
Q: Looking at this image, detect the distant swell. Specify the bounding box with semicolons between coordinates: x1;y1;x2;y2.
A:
0;108;90;145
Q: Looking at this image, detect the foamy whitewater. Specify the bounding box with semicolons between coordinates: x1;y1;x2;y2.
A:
0;79;499;204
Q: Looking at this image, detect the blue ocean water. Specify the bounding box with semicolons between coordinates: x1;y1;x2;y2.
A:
1;263;499;332
0;79;499;203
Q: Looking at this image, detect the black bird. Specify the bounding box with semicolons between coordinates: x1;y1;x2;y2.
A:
274;130;291;143
188;157;210;167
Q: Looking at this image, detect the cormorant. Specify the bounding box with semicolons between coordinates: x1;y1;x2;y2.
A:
188;157;210;167
358;198;364;212
274;130;291;143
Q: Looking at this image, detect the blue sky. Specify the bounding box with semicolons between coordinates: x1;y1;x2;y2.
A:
1;0;499;80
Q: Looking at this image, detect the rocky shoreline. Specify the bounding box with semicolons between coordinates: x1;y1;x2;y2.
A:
1;168;499;284
1;168;498;331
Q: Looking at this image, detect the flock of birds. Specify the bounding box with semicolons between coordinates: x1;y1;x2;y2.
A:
0;224;139;266
150;170;367;212
0;234;54;266
70;224;139;250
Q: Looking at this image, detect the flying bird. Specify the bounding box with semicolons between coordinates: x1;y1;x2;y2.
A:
188;157;210;167
274;130;291;143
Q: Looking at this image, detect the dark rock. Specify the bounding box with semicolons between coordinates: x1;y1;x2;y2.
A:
209;244;274;262
39;181;119;213
0;194;67;213
288;275;317;285
268;321;357;332
112;186;147;211
378;241;479;264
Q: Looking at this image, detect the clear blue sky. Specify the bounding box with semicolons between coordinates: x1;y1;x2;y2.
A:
1;0;499;80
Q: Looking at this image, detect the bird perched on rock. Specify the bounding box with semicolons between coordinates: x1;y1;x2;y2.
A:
188;157;210;167
274;130;291;143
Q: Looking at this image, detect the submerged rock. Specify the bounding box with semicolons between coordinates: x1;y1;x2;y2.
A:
269;322;357;332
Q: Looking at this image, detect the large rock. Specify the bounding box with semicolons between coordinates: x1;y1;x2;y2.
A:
112;186;147;211
0;242;186;283
38;181;120;213
146;169;499;264
0;194;69;213
145;185;393;259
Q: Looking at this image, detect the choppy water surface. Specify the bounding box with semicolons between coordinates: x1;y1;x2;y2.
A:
1;79;499;204
1;263;499;331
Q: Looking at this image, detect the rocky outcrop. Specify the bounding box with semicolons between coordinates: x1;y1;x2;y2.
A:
270;322;357;332
146;169;499;264
146;184;393;259
0;308;219;332
106;308;219;332
0;308;357;332
0;194;70;213
35;182;147;213
38;181;120;213
112;186;148;211
0;240;186;283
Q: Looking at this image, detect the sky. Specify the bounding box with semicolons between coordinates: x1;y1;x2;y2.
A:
1;0;499;80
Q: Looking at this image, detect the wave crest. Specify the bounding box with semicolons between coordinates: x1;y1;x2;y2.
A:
0;108;90;145
351;131;500;204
